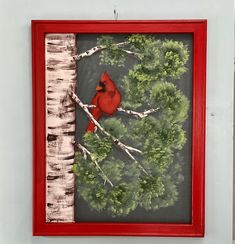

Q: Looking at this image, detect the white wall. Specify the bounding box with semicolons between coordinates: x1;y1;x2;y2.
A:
0;0;234;243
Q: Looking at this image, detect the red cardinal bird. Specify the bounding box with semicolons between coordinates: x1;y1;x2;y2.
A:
86;71;121;132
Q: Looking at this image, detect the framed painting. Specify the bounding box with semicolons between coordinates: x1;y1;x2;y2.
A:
32;20;206;236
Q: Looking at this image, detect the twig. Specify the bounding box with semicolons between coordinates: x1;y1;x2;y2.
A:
75;142;88;160
123;148;149;176
69;90;149;175
74;142;114;187
117;107;159;118
121;49;139;58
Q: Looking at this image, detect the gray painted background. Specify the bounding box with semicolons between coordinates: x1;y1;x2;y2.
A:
75;34;192;223
0;0;234;243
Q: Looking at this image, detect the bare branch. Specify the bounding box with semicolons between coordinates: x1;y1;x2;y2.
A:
123;148;149;175
73;41;139;61
75;142;88;160
79;104;158;119
117;107;159;118
73;45;105;61
121;49;139;59
74;142;114;187
69;90;149;175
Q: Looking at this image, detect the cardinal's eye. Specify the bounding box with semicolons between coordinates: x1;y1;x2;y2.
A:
100;80;105;84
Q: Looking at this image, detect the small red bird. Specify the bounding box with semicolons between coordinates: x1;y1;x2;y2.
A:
86;71;121;132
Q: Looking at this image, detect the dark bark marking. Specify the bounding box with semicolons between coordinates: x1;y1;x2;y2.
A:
47;59;62;66
65;188;74;195
63;131;75;136
67;120;75;125
47;175;60;181
47;66;55;71
64;154;75;161
48;163;61;171
47;134;58;142
47;97;56;101
47;42;57;45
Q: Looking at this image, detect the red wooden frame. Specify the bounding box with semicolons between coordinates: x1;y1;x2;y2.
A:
32;20;206;237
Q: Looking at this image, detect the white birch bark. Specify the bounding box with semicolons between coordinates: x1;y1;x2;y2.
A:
45;34;77;222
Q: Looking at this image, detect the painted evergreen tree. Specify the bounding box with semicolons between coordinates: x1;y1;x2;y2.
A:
72;34;189;216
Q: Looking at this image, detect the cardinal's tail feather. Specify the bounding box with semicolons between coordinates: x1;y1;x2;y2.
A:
86;121;97;132
86;108;102;132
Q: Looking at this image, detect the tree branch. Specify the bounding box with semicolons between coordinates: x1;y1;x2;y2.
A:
74;141;114;187
73;41;139;61
69;90;149;175
121;49;138;58
84;104;96;109
73;45;105;61
117;107;159;118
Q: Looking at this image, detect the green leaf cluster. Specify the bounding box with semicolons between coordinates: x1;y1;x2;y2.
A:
83;133;112;162
124;36;189;109
74;148;143;216
100;118;126;139
151;81;189;122
74;153;108;211
97;36;127;66
140;176;165;210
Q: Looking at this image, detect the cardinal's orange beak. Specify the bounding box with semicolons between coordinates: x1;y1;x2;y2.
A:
96;81;105;91
96;85;103;91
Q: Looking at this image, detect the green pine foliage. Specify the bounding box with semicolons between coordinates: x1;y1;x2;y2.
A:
139;175;165;210
73;153;108;211
97;36;126;67
151;81;189;123
83;133;112;162
73;34;190;217
100;118;127;139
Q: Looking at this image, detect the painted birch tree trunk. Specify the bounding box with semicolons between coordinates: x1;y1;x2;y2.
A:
45;34;77;222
